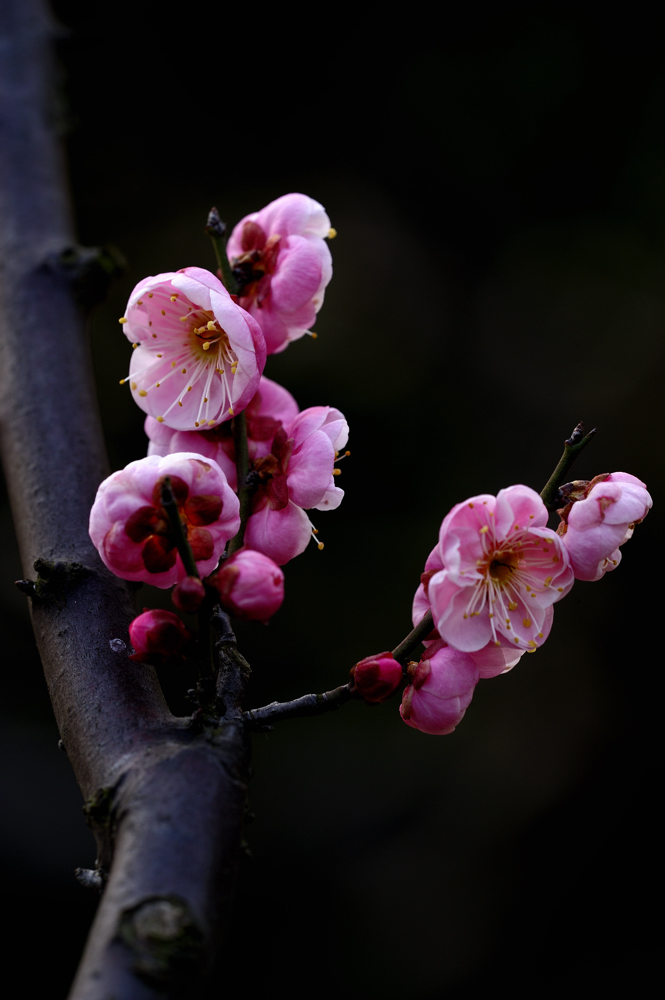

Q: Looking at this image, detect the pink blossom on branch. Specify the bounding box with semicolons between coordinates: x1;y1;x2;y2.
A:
243;405;349;564
121;267;266;430
145;375;300;491
207;549;284;623
558;472;652;582
400;644;480;736
89;454;240;587
227;194;333;354
413;544;525;677
428;486;574;654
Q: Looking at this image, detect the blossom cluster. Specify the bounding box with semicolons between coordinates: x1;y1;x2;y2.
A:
88;191;652;741
90;193;345;656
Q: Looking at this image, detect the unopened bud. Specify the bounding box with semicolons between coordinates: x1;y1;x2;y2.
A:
172;575;206;613
207;549;284;623
400;645;479;735
350;652;403;703
128;609;191;666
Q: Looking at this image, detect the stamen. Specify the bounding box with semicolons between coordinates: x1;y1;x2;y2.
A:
328;228;337;239
118;317;128;324
305;330;318;338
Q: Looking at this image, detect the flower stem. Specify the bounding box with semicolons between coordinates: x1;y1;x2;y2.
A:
160;477;199;578
204;207;238;295
228;411;252;556
243;684;354;729
540;422;597;510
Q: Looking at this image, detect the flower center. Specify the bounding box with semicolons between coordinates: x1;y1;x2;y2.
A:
187;309;235;365
488;551;520;585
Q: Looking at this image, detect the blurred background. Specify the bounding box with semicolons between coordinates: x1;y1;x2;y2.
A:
1;4;662;996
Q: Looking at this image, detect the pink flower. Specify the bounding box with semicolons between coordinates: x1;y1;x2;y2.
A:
243;405;349;564
428;486;574;654
145;375;300;491
558;472;652;582
413;545;525;677
400;645;479;735
120;267;266;430
227;194;333;354
89;454;240;587
129;609;191;666
207;549;284;623
351;652;403;703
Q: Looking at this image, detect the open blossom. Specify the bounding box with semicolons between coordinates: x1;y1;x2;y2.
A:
428;486;574;654
145;376;299;491
227;193;333;354
244;405;349;564
558;472;652;582
413;544;525;677
208;549;284;623
400;644;479;735
89;454;240;587
120;267;266;430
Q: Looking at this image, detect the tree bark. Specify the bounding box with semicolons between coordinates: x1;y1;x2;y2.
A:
0;4;249;996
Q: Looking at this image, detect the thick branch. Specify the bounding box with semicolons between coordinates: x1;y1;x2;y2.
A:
0;5;248;997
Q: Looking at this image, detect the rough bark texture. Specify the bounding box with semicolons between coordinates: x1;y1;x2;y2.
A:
0;5;249;997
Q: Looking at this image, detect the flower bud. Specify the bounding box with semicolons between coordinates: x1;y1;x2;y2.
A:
208;549;284;623
172;575;206;613
400;645;479;735
350;652;403;703
128;609;191;666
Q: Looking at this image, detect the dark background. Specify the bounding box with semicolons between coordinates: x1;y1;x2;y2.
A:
1;4;662;996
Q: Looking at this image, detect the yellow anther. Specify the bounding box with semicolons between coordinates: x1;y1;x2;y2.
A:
312;528;319;534
156;353;163;358
132;343;139;349
228;407;234;416
207;320;216;330
332;468;342;476
468;502;474;508
202;342;211;350
195;421;200;427
557;587;563;592
544;576;552;586
181;368;187;374
523;618;532;628
178;401;183;407
170;294;178;302
130;381;137;390
479;525;488;533
508;601;518;611
119;317;128;324
231;365;237;374
148;293;153;298
328;227;337;239
463;613;469;619
138;390;147;397
161;309;166;315
216;367;223;374
137;299;143;305
171;362;176;368
203;396;208;403
156;382;161;387
187;386;192;391
119;378;127;385
514;524;520;530
179;315;189;322
514;637;520;644
152;333;157;338
157;416;164;422
208;420;215;426
552;555;559;562
537;632;544;638
317;542;324;550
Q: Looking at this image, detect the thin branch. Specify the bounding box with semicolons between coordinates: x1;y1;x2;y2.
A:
540;421;597;510
391;609;434;663
243;683;354;728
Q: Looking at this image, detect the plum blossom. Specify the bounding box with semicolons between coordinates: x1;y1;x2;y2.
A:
427;486;574;654
400;644;480;735
227;194;333;354
120;267;266;430
89;454;240;587
208;549;284;623
128;610;191;667
558;472;652;582
351;652;403;703
413;544;525;677
243;406;349;564
145;375;299;491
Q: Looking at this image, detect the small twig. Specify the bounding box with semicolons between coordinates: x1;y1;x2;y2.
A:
212;606;251;719
391;609;434;664
228;411;253;556
161;477;199;577
205;207;238;295
540;422;597;510
243;684;354;729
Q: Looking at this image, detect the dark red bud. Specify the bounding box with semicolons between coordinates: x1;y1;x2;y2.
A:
172;576;206;613
351;652;403;703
